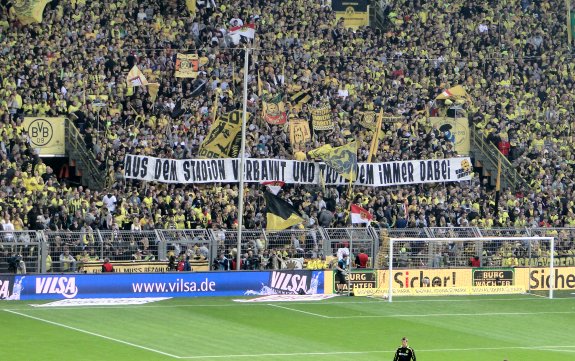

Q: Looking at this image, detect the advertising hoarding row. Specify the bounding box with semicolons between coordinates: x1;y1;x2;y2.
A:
0;271;324;301
2;267;574;301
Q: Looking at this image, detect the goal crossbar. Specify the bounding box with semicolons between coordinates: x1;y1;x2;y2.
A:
387;236;556;302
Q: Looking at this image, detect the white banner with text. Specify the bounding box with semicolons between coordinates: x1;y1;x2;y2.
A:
124;155;472;186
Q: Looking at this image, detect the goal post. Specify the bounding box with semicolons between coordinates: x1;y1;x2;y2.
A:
385;236;555;302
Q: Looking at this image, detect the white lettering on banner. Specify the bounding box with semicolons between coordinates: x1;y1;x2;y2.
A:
124;155;472;186
36;277;79;299
0;280;10;299
270;272;309;294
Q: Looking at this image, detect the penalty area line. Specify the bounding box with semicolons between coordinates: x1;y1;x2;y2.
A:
266;303;331;318
3;309;182;359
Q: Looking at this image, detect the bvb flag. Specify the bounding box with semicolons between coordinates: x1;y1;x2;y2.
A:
13;0;51;25
175;54;199;78
308;141;358;181
199;110;249;158
311;105;334;131
288;89;312;111
289;119;311;151
262;94;287;125
435;85;469;100
359;111;376;131
264;192;303;231
148;83;160;102
126;65;149;87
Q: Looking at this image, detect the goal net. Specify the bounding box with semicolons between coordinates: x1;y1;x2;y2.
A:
375;236;556;302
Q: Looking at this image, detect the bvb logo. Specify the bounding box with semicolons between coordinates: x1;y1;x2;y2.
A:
345;6;355;15
13;0;33;14
27;119;53;147
460;159;471;172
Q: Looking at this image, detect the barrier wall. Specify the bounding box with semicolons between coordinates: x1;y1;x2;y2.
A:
0;270;324;301
3;267;575;301
325;267;575;296
516;267;575;290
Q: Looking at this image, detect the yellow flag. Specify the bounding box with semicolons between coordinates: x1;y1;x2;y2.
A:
126;65;148;87
308;144;333;159
199;110;250;158
185;0;196;14
13;0;51;25
359;111;376;131
309;141;358;181
288;89;312;111
289;119;311;151
148;83;160;102
311;105;334;131
436;85;468;100
264;192;303;231
367;109;383;163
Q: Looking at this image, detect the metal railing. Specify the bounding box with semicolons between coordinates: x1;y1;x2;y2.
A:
470;126;529;191
2;227;575;274
65;118;107;190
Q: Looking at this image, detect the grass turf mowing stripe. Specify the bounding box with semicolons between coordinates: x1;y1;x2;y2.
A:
3;309;180;359
176;346;575;359
2;295;565;312
327;310;575;318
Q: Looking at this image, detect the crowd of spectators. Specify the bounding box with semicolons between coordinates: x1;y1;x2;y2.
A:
1;0;575;254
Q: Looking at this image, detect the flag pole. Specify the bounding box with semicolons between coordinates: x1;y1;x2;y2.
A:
236;47;250;270
494;154;502;218
568;0;573;48
348;226;353;296
211;93;218;122
367;108;383;163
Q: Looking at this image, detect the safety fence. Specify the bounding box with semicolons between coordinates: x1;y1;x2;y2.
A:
1;227;574;274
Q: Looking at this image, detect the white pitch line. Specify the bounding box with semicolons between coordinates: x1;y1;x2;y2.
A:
266;303;330;318
9;295;570;312
178;345;575;359
328;310;575;319
528;292;550;299
4;309;181;359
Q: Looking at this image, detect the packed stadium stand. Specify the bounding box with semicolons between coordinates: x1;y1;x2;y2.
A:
1;0;575;269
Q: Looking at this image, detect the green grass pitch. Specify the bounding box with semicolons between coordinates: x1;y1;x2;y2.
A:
1;293;574;361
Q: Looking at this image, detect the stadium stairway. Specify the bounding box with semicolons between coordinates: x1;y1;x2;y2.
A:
64;119;107;191
469;126;529;192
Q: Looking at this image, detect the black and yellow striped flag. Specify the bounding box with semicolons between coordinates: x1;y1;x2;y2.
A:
264;192;303;231
289;89;312;110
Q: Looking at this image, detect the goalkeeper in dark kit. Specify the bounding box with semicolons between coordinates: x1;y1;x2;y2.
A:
393;337;416;361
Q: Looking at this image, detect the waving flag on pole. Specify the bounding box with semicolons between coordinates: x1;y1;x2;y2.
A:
350;204;373;224
13;0;51;25
436;85;468;100
126;65;149;87
308;141;358;181
264;192;303;231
